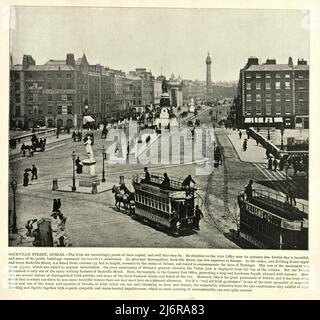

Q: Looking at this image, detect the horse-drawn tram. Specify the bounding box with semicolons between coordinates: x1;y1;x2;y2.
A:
132;173;198;234
238;190;308;249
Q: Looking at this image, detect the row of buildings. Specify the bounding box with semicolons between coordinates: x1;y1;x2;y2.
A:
230;57;309;129
9;53;237;129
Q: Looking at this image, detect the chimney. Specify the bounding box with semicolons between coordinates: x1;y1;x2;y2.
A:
22;55;35;70
66;53;75;67
297;58;307;65
265;59;276;65
288;56;293;66
245;57;259;69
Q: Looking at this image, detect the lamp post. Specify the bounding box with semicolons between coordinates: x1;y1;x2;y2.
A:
267;119;271;140
102;145;106;182
10;179;17;234
71;150;76;191
280;124;285;151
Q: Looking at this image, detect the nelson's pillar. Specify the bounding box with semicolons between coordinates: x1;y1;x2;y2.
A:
206;52;212;103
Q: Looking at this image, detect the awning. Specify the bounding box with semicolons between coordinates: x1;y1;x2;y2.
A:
83;115;95;124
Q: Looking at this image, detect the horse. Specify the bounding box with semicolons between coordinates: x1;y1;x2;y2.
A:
112;185;134;213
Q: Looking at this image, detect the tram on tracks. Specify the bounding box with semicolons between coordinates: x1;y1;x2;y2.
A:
132;173;200;235
237;189;308;249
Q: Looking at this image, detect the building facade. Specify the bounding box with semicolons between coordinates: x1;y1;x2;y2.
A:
10;54;159;129
236;57;309;129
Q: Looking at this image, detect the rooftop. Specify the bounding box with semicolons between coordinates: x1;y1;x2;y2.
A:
246;64;309;72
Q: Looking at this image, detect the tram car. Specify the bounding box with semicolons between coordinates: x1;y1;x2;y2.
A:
132;173;198;235
237;189;308;249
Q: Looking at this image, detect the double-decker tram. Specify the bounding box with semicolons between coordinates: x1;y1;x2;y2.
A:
238;189;308;249
132;173;200;235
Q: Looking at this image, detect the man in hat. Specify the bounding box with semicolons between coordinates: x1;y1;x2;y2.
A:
31;164;38;180
141;167;150;183
194;205;204;230
244;179;254;201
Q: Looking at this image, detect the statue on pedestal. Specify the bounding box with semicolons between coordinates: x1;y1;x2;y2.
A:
84;136;94;159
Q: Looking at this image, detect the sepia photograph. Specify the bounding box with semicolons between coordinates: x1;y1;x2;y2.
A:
8;6;309;249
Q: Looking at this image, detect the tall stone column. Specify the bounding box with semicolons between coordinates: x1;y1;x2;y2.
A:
206;52;212;103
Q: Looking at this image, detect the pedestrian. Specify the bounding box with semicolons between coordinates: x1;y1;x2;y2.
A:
31;164;38;180
268;157;273;170
244;179;254;201
75;156;82;174
23;169;29;187
265;149;269;159
21;143;26;157
52;199;59;213
273;158;278;171
160;172;170;190
239;130;242;139
72;131;76;142
127;141;130;155
279;157;285;171
243;139;247;151
287;184;297;206
194;205;204;230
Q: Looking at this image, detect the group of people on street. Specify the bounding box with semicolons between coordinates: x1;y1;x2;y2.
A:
23;164;38;187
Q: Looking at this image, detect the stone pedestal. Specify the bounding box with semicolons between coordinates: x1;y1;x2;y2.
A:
79;158;100;187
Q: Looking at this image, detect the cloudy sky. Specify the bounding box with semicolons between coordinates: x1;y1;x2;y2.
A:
10;6;309;81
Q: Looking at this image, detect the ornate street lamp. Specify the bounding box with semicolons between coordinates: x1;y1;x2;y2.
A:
280;124;285;151
10;179;17;234
71;150;76;191
102;145;106;183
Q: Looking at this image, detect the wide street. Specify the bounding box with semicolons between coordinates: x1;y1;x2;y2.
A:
8;106;307;248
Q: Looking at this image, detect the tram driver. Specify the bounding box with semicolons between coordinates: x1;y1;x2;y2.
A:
182;175;196;188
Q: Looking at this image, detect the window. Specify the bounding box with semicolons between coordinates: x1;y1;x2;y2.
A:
33;94;38;102
285;104;291;114
285;74;290;78
266;74;271;79
265;82;271;90
275;73;281;78
256;83;261;90
256;73;261;79
15;95;21;103
256;94;261;102
57;106;62;114
298;92;304;101
67;83;72;89
285;93;291;101
256;104;261;113
285;82;291;89
48;106;53;114
67;105;72;114
48;94;52;101
266;103;272;115
275;82;281;89
48;83;52;89
246;94;252;102
57;83;62;89
66;73;71;78
62;95;67;101
245;74;251;79
266;93;271;101
276;93;281;101
15;105;21;116
246;83;251;90
67;94;72;101
275;104;281;114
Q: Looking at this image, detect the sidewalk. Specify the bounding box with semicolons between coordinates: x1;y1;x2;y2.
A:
227;130;267;164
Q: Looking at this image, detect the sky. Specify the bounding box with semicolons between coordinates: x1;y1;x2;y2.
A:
10;6;310;81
